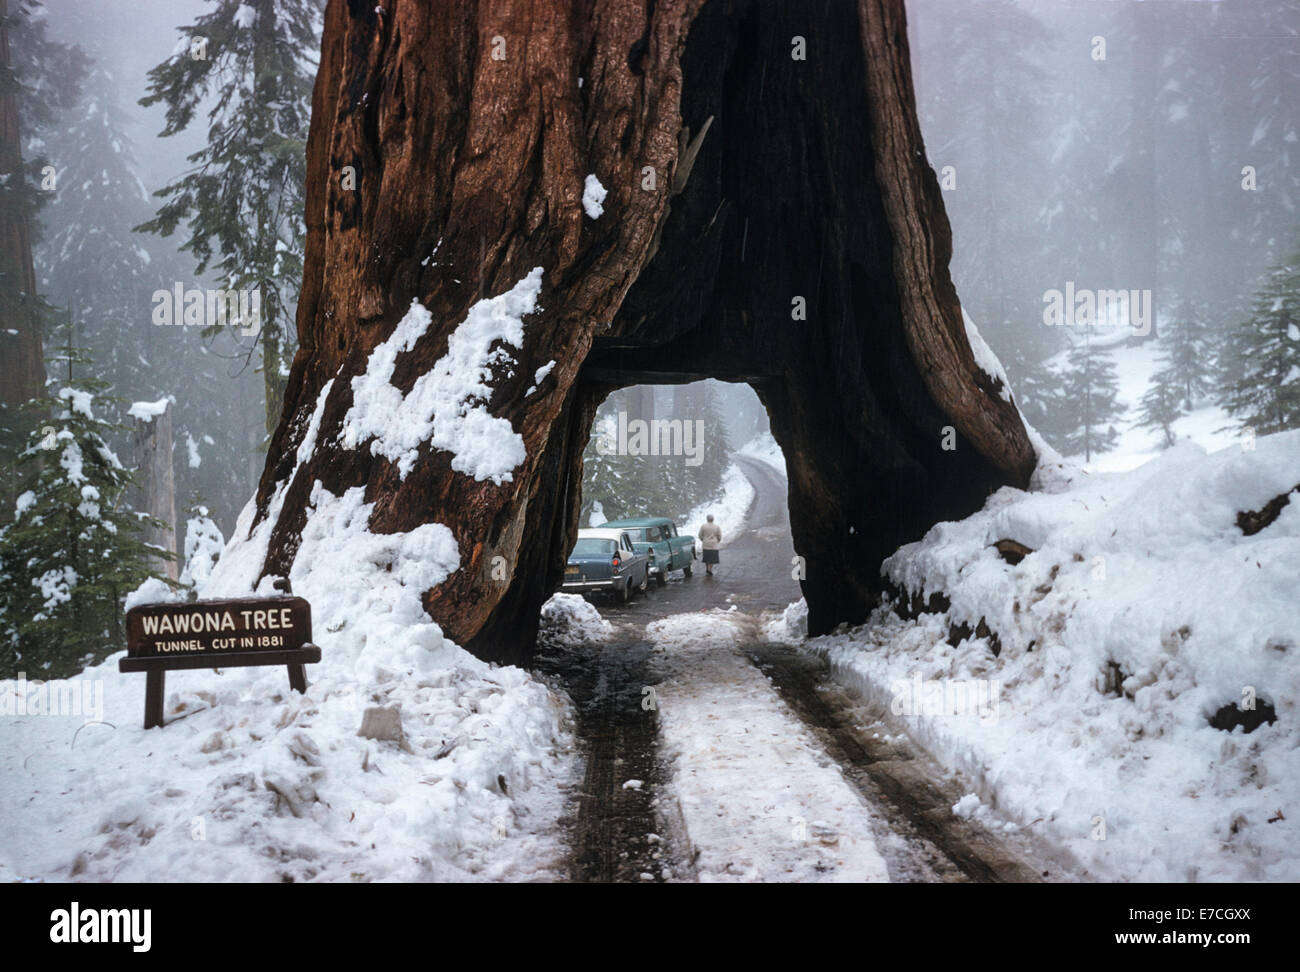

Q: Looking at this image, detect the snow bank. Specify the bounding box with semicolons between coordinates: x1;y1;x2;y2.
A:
538;593;613;647
738;432;786;477
762;597;807;644
683;462;754;549
0;360;577;883
805;430;1300;881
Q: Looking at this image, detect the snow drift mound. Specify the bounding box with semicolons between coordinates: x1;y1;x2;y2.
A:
809;430;1300;881
538;593;613;648
0;385;578;882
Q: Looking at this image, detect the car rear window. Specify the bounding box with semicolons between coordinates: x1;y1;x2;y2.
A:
572;538;616;556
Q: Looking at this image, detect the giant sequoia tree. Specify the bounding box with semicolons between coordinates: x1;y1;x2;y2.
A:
0;0;48;436
245;0;1036;664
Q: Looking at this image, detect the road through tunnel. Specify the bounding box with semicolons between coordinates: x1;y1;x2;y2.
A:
565;0;1032;638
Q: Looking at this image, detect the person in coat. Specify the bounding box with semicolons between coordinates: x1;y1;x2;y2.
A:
698;514;722;575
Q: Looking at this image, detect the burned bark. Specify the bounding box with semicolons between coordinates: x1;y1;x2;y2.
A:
251;0;1036;664
993;539;1033;565
1236;485;1299;537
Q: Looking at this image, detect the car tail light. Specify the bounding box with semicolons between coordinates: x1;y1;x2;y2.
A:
612;556;620;568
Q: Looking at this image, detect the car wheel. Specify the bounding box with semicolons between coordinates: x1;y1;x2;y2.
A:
655;568;667;587
682;562;692;578
639;568;649;594
619;579;632;604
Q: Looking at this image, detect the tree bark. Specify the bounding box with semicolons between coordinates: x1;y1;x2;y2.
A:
1124;0;1159;341
249;0;1036;664
0;0;46;411
133;401;179;581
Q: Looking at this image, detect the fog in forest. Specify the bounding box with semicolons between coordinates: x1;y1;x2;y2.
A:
4;0;1299;892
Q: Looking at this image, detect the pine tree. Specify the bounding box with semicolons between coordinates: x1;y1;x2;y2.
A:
1137;299;1213;448
1159;299;1213;410
0;324;171;678
8;0;86;138
1220;249;1300;435
28;40;265;535
580;399;628;524
179;497;224;593
1209;290;1252;406
579;383;736;524
1058;335;1124;462
1217;0;1300;273
1136;375;1181;449
1002;343;1068;447
621;386;672;517
138;0;320;438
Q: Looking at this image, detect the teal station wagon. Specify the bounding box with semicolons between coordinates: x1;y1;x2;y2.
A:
599;517;696;585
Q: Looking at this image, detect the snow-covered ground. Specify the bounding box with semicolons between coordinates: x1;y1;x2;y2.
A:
647;610;891;882
4;303;1285;882
0;484;579;881
738;432;787;476
0;275;582;883
776;429;1300;881
1101;340;1241;474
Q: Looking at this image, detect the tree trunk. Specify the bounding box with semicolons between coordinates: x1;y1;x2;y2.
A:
1126;0;1159;341
0;0;46;411
248;0;1036;664
133;401;179;581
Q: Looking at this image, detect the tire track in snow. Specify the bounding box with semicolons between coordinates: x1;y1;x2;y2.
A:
648;610;893;882
743;639;1047;882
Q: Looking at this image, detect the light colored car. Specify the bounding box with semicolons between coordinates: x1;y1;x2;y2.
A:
561;528;651;603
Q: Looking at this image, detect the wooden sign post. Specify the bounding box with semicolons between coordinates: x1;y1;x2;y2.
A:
120;596;320;729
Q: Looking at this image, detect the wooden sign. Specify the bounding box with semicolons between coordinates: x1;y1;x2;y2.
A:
120;595;320;729
126;596;312;657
